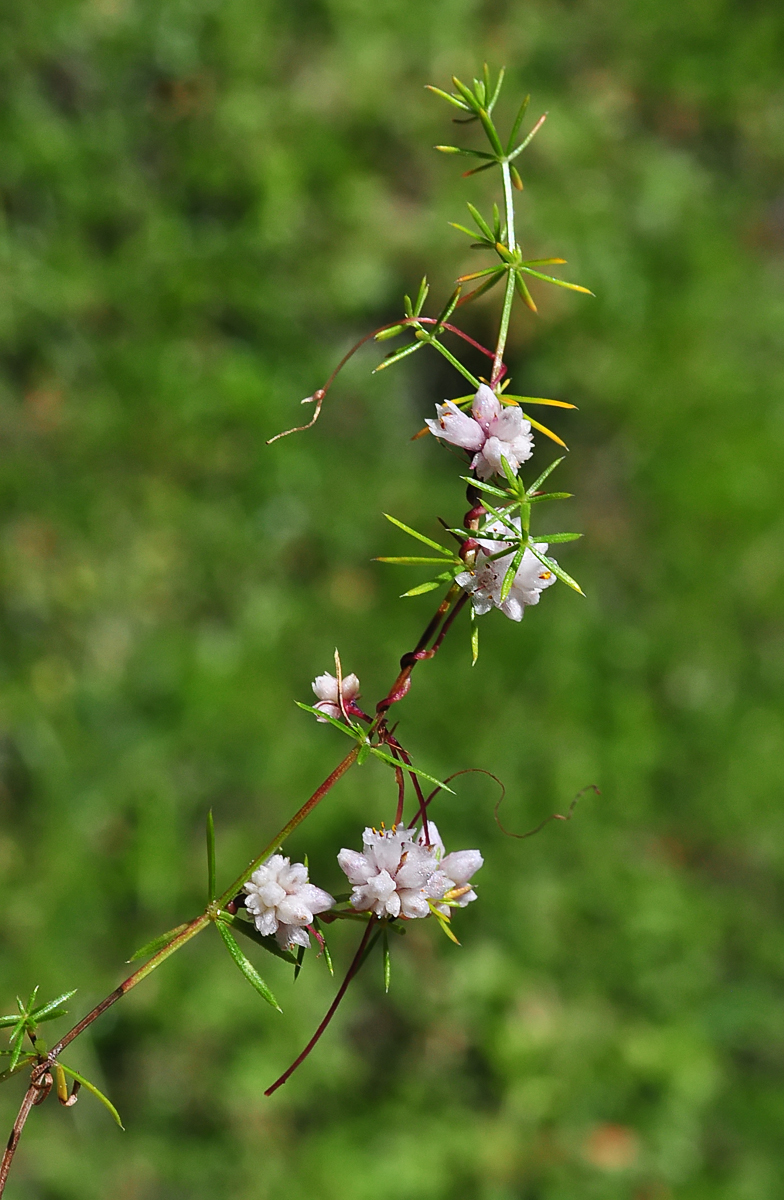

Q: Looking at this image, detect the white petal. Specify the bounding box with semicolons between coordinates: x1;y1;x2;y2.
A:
439;849;483;885
341;673;360;701
426;402;485;451
279;861;308;891
252;909;279;937
338;848;372;885
298;884;334;915
277;923;310;950
312;672;339;702
471;384;502;430
399;889;430;919
257;881;287;908
276;895;314;926
417;819;445;857
313;699;342;723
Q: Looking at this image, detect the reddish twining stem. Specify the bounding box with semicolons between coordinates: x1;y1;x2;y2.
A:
267;316;506;444
264;918;378;1096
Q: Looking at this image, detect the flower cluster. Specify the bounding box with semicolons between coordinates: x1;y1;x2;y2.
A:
457;515;556;622
312;671;361;722
337;822;482;920
426;383;533;481
244;857;334;950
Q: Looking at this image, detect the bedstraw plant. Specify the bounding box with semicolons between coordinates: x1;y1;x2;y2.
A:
0;66;593;1194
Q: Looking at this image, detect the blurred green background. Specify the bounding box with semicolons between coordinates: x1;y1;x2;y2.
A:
1;1;783;1197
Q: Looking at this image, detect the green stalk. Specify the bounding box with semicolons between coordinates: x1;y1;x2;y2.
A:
491;160;517;384
426;338;481;389
217;746;360;907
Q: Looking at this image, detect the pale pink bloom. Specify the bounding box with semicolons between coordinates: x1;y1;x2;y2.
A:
338;823;482;920
244;855;334;951
425;383;533;481
456;515;556;622
311;671;361;722
416;821;483;914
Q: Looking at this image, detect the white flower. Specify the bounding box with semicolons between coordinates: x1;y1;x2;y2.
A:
425;383;533;481
456;515;556;622
244;856;334;950
311;671;361;723
416;821;483;915
337;823;482;920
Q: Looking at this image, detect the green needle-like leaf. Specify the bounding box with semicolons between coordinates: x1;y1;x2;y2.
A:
527;457;566;496
503;395;576;410
528;544;585;595
525;414;568;450
0;1014;21;1029
127;923;190;963
506;92;531;152
374;323;405;341
293;943;306;981
206;808;216;902
218;912;297;965
487;66;505;113
372;340;424;373
382;514;452;554
383;929;391;994
536;532;582;543
435;146;495;160
369;747;455;794
460;270;506;305
0;1056;34;1085
471;612;479;666
30;990;77;1022
500;543;526;603
425;85;471;112
414;276;429;316
375;556;458;565
458;475;509;499
400;574;454;597
466;202;494;242
519;267;594;295
8;1029;26;1072
215;920;282;1013
295;701;363;740
529;491;573;503
58;1064;125;1129
450;76;481;112
508;112;548;160
515;272;537;312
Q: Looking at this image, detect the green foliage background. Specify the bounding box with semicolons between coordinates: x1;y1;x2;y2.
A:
1;1;783;1197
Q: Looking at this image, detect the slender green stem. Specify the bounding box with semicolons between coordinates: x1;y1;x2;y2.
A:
501;159;516;252
426;337;481;389
217;746;360;907
491;161;517;385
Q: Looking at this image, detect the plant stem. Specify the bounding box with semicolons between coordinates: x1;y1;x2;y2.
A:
264;918;378;1096
216;746;360;907
491;160;517;386
0;1082;38;1196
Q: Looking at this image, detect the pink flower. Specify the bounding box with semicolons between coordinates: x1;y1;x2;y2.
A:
311;671;361;723
455;515;556;622
337;823;482;920
244;856;334;950
425;384;533;480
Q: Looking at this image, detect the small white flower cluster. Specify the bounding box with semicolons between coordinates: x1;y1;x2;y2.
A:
426;383;533;481
337;822;482;920
244;857;334;950
311;671;361;722
456;515;556;622
426;382;560;622
243;823;481;950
